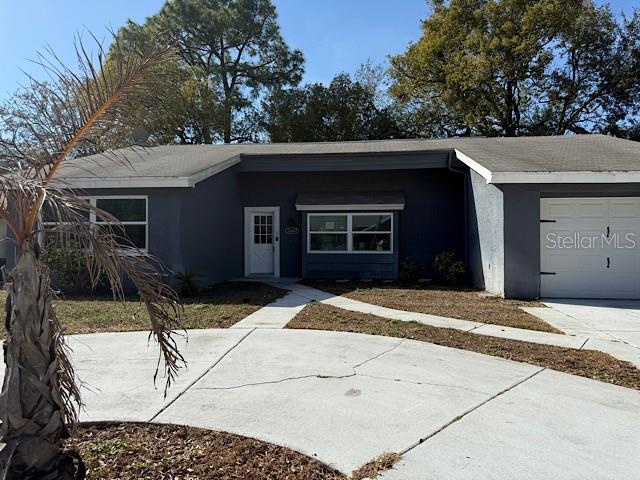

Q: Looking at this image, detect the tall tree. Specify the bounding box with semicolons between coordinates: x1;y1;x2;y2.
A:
0;36;183;479
113;20;226;145
119;0;304;143
390;0;640;137
264;71;403;142
532;3;640;135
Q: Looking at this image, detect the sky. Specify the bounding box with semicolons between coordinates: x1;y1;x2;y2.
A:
0;0;637;102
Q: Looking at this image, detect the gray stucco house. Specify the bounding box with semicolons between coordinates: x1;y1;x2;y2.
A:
4;134;640;300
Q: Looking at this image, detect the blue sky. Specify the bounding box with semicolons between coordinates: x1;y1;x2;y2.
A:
0;0;637;102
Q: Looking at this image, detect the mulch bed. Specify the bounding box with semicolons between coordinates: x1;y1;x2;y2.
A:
350;452;401;480
303;280;560;333
65;424;345;480
288;302;640;391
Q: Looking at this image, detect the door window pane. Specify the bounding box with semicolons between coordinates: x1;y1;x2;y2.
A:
352;215;391;232
253;215;273;244
309;233;347;251
309;215;347;232
352;233;391;252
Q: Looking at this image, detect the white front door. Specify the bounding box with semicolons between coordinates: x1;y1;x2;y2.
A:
244;207;280;277
540;197;640;299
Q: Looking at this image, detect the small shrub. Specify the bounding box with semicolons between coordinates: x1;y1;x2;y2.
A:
433;251;466;287
42;242;102;294
399;258;424;283
175;269;201;297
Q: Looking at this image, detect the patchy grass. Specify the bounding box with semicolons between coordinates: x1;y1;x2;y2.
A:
304;280;559;333
288;302;640;391
0;282;286;334
351;452;401;480
66;424;345;480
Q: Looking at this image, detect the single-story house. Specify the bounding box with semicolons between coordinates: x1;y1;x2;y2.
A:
3;134;640;300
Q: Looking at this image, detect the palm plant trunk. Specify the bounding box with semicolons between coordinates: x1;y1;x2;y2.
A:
0;241;79;479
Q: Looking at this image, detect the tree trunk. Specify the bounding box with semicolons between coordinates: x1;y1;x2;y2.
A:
0;241;81;479
223;98;232;144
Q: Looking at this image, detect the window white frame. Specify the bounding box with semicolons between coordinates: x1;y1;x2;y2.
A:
41;195;149;253
307;212;393;254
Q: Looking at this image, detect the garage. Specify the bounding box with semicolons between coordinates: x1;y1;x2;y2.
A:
540;197;640;299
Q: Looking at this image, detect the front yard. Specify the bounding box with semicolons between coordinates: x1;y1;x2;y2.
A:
0;282;286;334
288;301;640;391
304;280;559;333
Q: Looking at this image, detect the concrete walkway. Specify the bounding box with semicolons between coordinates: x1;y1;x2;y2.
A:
267;281;640;368
2;328;637;478
231;290;310;329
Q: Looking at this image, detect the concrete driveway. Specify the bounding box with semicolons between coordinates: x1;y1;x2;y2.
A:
544;299;640;348
1;328;639;478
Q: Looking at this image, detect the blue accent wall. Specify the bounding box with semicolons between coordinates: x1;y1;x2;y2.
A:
74;165;466;286
239;169;465;280
81;165;245;288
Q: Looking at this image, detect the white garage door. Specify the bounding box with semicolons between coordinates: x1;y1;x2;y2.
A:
540;197;640;299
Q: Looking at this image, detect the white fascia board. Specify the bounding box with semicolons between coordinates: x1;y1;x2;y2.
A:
454;148;640;184
54;177;192;189
296;204;405;211
490;171;640;183
454;149;493;183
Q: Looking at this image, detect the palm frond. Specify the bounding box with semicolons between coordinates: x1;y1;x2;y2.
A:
38;188;185;393
18;32;175;231
0;31;183;430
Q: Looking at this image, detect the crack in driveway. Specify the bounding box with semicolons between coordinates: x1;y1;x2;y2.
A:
191;339;405;392
192;372;358;391
148;328;255;422
398;367;546;456
352;339;405;369
355;373;492;396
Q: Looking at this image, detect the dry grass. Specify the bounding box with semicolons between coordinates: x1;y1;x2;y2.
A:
65;423;345;480
304;280;559;333
350;452;401;480
288;302;640;391
0;282;286;335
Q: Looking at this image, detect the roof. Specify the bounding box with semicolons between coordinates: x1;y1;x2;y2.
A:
295;191;406;211
452;135;640;183
55;134;640;188
56;139;454;188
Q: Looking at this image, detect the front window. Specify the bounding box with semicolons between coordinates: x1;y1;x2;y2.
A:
309;214;348;252
42;196;148;251
308;213;392;253
95;197;147;249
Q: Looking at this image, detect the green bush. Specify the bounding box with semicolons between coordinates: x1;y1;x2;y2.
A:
399;258;424;283
175;269;201;297
42;244;100;294
433;251;466;287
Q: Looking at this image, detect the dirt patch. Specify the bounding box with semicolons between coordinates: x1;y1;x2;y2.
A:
288;302;640;391
303;280;559;333
351;452;401;480
0;282;286;335
65;423;345;480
